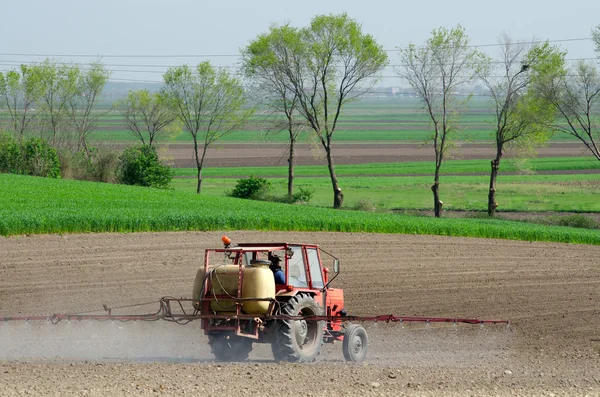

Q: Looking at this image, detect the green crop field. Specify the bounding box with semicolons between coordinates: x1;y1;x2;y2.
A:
171;173;600;213
1;174;599;245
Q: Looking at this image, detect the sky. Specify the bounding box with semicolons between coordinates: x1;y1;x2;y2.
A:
1;0;598;85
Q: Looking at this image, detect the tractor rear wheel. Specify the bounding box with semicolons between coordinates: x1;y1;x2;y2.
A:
342;324;368;362
271;293;324;363
208;332;253;362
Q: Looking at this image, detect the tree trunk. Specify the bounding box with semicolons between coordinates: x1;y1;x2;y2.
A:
431;165;443;218
287;135;295;199
196;166;203;194
192;135;204;194
325;145;343;209
488;148;502;217
431;182;443;218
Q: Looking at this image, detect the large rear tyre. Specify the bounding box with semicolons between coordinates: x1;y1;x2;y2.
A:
342;324;368;362
271;293;324;363
208;333;253;362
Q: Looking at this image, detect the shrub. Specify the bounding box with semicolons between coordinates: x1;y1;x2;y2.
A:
353;199;376;212
0;133;22;174
22;138;61;178
292;187;314;203
229;176;272;200
61;147;119;183
116;145;173;189
0;135;61;178
539;214;599;230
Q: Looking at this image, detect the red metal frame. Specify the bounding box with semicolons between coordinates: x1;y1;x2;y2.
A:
1;297;510;327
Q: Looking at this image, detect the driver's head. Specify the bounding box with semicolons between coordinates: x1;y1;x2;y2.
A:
269;253;281;270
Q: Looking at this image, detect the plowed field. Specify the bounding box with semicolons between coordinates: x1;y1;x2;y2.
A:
166;142;589;168
1;232;599;396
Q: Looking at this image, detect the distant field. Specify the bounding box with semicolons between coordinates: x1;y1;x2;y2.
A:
2;174;599;245
3;96;583;143
172;157;599;177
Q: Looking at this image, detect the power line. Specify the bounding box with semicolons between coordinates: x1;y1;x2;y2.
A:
0;37;593;59
0;57;596;69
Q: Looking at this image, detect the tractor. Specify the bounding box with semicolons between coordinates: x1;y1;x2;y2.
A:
191;237;368;362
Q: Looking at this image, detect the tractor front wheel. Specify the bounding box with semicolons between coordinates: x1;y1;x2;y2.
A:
271;293;324;363
342;324;368;362
208;332;253;362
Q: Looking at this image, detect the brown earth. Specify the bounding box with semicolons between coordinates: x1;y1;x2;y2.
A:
164;142;594;168
1;231;599;396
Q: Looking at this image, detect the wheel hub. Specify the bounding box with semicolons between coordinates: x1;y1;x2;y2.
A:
295;319;308;344
351;335;363;354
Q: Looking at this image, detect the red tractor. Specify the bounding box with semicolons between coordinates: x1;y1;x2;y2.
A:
191;237;368;362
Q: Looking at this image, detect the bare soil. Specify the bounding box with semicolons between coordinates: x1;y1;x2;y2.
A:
164;142;594;168
1;231;599;396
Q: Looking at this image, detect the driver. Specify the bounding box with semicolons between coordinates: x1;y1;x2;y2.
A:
268;253;285;285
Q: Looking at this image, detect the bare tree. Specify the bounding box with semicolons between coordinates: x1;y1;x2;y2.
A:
537;59;600;161
242;28;305;199
119;89;177;147
162;62;253;193
593;25;600;55
477;38;562;216
400;25;482;218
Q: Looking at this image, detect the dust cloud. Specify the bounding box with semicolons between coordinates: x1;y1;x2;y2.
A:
0;319;513;364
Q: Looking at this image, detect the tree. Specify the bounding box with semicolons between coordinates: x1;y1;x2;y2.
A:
477;38;563;216
119;89;177;146
162;62;253;193
400;25;482;218
241;25;305;199
247;14;388;209
66;61;111;154
37;59;79;145
593;25;600;55
0;65;43;139
533;47;599;161
551;60;599;160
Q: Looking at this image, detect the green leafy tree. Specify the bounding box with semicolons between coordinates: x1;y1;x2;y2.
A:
0;65;44;139
477;38;563;216
118;89;177;146
241;25;305;200
66;61;111;154
37;59;79;145
162;62;253;193
246;14;388;209
400;25;483;218
116;145;173;189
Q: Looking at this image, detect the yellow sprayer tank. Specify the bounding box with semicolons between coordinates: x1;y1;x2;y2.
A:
242;260;275;314
192;264;241;312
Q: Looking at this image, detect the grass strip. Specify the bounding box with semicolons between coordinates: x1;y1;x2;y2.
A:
1;174;599;245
